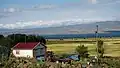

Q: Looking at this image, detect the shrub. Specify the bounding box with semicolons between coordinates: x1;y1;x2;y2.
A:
75;44;89;58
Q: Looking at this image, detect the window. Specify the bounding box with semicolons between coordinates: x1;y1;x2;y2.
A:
16;50;20;54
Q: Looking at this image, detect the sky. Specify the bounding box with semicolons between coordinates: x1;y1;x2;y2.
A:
0;0;120;29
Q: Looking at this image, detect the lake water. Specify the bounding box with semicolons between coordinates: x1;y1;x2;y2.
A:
41;31;120;39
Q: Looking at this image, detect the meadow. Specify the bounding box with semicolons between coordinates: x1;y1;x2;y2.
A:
47;37;120;57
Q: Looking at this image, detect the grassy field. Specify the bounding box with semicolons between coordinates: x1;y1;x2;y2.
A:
47;38;120;57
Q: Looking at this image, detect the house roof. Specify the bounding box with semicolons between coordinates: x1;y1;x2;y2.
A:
13;42;40;49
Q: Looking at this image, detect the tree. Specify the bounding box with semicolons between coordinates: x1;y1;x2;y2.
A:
0;35;4;39
27;35;37;42
97;40;104;58
76;45;89;58
7;34;46;45
0;46;10;60
0;37;11;63
36;36;46;44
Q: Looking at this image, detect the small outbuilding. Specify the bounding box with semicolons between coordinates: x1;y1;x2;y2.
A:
12;42;47;61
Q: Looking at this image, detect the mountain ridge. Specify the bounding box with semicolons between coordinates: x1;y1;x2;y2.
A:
0;21;120;35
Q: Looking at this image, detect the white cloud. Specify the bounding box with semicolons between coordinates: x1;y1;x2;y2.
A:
89;0;97;4
32;4;57;9
1;4;57;13
0;18;106;29
3;8;16;13
8;8;15;12
0;24;3;26
102;0;120;5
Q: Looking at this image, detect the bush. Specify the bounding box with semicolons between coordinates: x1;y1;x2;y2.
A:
103;58;120;68
76;45;89;58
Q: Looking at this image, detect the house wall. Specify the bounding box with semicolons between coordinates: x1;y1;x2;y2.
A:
33;44;46;60
13;50;33;58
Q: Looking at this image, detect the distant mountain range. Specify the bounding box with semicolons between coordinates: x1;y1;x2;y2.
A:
0;21;120;36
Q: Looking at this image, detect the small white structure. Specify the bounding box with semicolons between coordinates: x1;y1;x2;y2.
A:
12;42;47;60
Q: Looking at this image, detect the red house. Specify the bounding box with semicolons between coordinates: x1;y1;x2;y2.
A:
12;42;47;61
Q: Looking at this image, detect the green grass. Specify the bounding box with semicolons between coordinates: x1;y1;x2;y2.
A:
47;41;96;55
47;38;120;57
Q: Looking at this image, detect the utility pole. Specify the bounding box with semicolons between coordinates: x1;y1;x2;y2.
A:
95;25;99;63
96;25;98;39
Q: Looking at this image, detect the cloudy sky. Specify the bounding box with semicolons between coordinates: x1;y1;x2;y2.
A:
0;0;120;29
